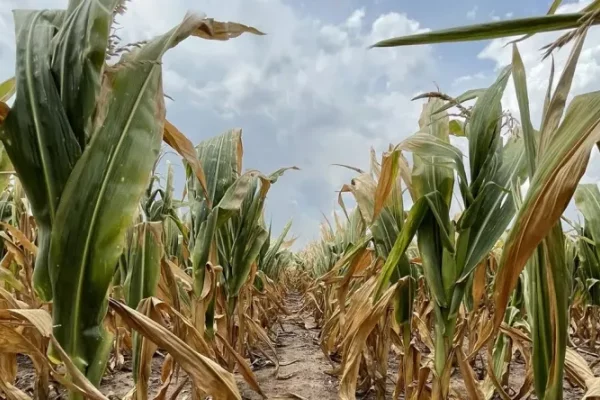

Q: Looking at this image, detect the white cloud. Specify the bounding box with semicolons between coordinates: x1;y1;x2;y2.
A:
466;6;478;20
453;72;486;86
346;8;366;30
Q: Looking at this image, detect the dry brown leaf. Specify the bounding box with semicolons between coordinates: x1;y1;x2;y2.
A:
584;378;600;399
109;299;241;400
0;223;37;256
215;332;265;398
0;357;31;400
373;149;400;220
245;315;280;376
0;102;9;124
131;299;166;400
564;347;600;399
0;308;108;400
163;120;210;205
2;237;26;270
493;83;600;331
152;355;174;400
193;19;265;41
0;77;15;102
339;282;398;400
456;345;484;400
49;337;110;400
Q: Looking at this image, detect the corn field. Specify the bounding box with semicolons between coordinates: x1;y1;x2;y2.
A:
3;1;600;399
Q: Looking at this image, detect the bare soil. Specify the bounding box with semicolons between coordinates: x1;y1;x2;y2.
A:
237;291;338;400
11;293;597;399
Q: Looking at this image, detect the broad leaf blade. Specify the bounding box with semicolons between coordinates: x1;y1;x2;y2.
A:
371;13;588;48
51;0;118;147
2;10;81;300
494;91;600;330
49;14;210;383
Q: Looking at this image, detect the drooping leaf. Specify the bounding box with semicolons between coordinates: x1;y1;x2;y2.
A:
494;91;600;330
49;14;212;385
110;299;242;400
164;120;209;203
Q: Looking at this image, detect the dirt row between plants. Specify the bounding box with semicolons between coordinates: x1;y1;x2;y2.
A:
14;292;338;400
14;292;591;399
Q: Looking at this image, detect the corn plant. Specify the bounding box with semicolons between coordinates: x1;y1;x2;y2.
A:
369;3;600;395
0;1;262;396
186;128;296;355
373;68;526;398
258;220;293;280
574;184;600;307
122;162;186;393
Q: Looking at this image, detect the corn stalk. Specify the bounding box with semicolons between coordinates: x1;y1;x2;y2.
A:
0;0;262;396
375;67;525;399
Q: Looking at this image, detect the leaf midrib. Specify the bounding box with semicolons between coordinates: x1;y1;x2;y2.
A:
70;29;177;356
26;12;57;221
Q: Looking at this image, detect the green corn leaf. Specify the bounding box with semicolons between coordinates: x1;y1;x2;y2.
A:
191;208;218;296
494;90;600;338
0;77;16;102
191;169;270;295
124;221;163;384
192;128;242;208
402;134;467;199
374;191;446;302
542;59;556;123
408;99;456;314
229;223;269;297
0;143;14;194
413;99;456;204
227;168;293;298
268;166;300;183
456;135;525;282
575;185;600;246
509;0;565;44
512;45;537;177
51;0;118;147
262;220;293;273
448;120;465;137
48;13;211;386
372;182;414;327
574;184;600;307
467;66;511;191
454;66;524;282
2;10;81;301
432;88;486;115
539;31;587;154
370;13;591;48
536;225;569;398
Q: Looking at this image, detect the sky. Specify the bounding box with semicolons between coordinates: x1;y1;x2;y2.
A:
2;0;600;247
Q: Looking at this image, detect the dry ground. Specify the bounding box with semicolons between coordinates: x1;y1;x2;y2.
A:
12;293;594;399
